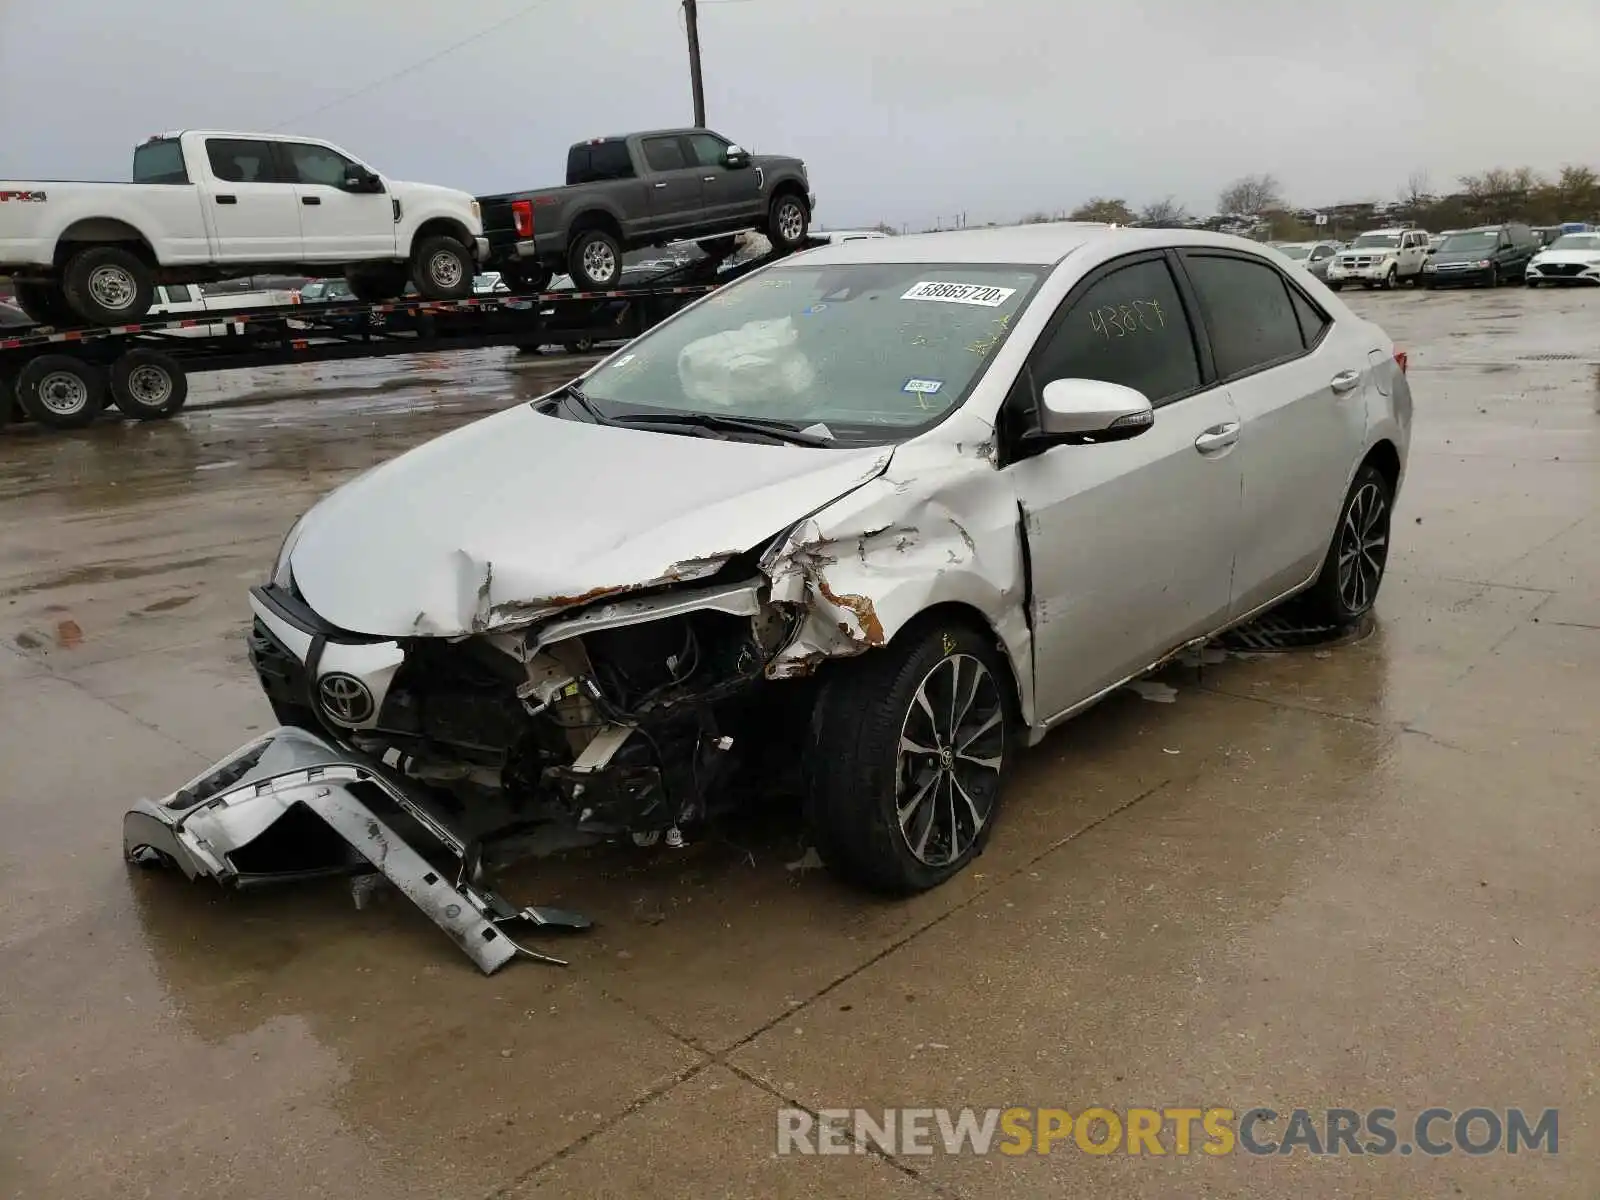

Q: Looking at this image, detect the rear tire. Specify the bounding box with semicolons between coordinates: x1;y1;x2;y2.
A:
807;618;1013;894
12;281;75;327
110;349;188;420
16;354;107;430
767;192;810;250
411;235;473;300
567;229;623;289
1300;463;1394;626
344;263;407;302
61;245;153;325
499;263;554;295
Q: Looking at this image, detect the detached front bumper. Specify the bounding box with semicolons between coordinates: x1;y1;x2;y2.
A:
123;726;590;973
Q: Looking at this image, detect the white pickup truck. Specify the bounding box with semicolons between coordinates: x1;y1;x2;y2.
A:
0;131;486;326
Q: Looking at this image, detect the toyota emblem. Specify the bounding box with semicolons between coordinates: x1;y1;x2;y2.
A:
317;673;374;724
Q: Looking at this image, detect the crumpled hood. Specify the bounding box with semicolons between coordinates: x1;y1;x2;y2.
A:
286;404;892;637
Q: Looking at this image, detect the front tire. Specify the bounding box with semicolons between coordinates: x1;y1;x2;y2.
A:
61;245;154;325
767;193;810;250
499;263;554;295
1300;463;1394;626
16;354;107;430
411;236;473;300
807;619;1013;894
1383;266;1398;289
110;349;187;420
1327;281;1344;291
1487;264;1500;288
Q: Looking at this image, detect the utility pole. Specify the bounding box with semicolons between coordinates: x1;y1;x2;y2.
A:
683;0;706;127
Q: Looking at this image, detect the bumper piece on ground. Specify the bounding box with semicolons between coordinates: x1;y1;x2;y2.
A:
122;726;591;974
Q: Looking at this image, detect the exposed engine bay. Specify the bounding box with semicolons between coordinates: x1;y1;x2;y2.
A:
355;577;800;841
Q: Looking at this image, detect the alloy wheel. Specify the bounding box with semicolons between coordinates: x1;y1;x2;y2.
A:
1336;482;1389;614
894;653;1005;867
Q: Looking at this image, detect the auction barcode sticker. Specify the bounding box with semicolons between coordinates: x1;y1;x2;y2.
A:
901;281;1017;307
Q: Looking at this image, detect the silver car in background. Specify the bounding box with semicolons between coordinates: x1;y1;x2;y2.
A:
1272;239;1341;281
133;224;1413;918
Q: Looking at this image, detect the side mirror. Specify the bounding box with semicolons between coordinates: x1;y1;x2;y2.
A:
1036;378;1154;443
342;164;381;193
1425;246;1437;255
722;144;750;169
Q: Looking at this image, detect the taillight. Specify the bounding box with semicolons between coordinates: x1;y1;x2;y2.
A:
512;200;533;239
1393;349;1409;374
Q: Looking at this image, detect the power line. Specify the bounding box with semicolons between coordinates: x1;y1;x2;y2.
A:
269;0;552;131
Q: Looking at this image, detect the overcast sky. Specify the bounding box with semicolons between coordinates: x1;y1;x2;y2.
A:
3;0;1597;229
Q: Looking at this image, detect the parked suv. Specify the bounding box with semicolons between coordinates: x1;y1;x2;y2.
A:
1325;228;1431;290
1421;223;1538;288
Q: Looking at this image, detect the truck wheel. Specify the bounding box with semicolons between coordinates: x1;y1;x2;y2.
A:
110;349;188;420
806;618;1014;894
16;354;107;430
568;230;623;290
1383;265;1398;289
345;263;407;303
500;264;554;295
767;193;810;250
12;282;76;328
61;246;154;326
411;236;473;300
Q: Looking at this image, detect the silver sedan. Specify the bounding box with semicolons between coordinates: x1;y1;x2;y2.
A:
140;224;1414;923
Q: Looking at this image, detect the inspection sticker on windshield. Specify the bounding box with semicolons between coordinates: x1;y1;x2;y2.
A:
902;378;944;395
901;280;1017;307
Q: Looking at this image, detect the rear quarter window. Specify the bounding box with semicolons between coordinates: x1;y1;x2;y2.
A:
133;139;189;184
1182;253;1307;379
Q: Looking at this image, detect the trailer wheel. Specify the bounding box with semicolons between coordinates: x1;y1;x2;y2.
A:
500;264;554;295
568;229;623;290
411;236;474;300
12;282;76;328
61;245;154;326
110;349;188;420
345;263;407;303
16;355;107;430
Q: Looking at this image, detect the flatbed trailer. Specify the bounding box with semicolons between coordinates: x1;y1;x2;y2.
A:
0;240;818;431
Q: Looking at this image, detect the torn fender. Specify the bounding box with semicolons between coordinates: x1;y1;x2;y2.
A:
759;458;1036;726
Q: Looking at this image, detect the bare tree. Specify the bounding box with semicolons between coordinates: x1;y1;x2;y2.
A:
1068;197;1136;224
1554;165;1599;217
1138;196;1189;226
1397;169;1431;208
1218;174;1284;218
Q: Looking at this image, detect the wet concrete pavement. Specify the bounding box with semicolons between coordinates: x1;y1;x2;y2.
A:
2;286;1597;1197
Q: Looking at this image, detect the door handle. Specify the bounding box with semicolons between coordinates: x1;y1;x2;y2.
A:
301;196;321;206
653;182;668;189
1329;369;1361;394
703;175;717;182
215;195;237;204
1194;421;1240;453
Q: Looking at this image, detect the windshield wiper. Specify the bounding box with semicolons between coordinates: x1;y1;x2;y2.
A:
608;410;834;447
551;380;613;425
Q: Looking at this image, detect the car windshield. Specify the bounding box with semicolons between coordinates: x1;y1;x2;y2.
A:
1549;234;1600;251
574;262;1043;444
1276;245;1312;260
1439;231;1498;252
1350;233;1400;249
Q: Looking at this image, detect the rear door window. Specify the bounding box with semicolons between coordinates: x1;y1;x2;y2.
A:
205;138;282;184
1030;256;1202;406
642;136;689;172
133;139;189;184
1181;253;1307;379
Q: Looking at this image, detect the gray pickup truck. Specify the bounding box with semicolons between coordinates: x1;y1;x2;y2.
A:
477;128;814;292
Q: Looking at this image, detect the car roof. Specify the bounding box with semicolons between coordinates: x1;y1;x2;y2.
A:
790;223;1281;268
